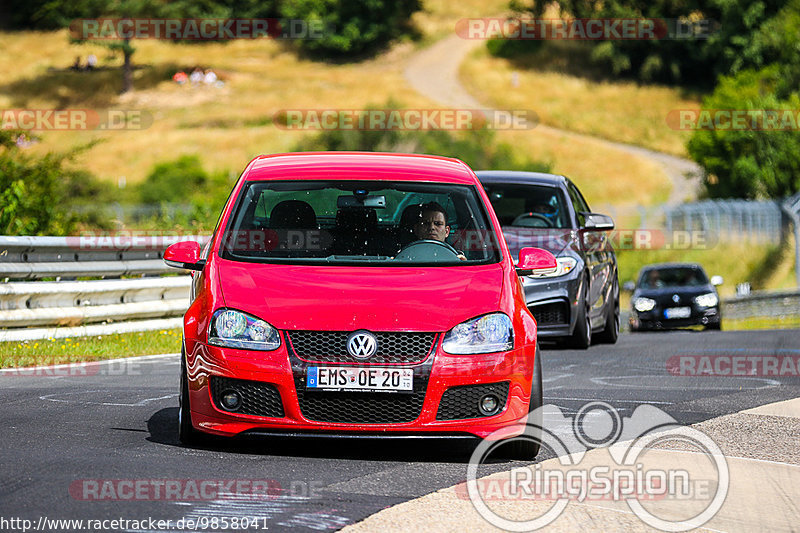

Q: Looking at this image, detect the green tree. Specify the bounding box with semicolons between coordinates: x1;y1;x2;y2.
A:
280;0;421;57
687;67;800;198
0;132;110;235
510;0;787;86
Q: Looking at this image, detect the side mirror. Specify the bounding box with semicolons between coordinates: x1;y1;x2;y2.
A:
164;241;205;271
710;275;723;286
623;281;636;292
582;213;615;231
516;247;557;276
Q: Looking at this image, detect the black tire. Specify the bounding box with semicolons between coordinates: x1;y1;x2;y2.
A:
178;350;204;446
596;277;620;344
499;343;542;460
568;280;592;349
706;321;722;331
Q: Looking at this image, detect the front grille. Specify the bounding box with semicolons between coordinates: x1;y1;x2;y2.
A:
295;376;428;424
287;331;437;364
209;376;284;418
530;302;568;325
436;381;510;420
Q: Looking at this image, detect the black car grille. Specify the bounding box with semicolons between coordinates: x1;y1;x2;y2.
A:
209;376;284;418
530;302;568;325
436;382;510;420
295;376;428;424
286;331;437;364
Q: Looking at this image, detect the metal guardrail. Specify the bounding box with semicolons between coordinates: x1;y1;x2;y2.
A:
0;235;210;341
0;235;208;280
722;289;800;321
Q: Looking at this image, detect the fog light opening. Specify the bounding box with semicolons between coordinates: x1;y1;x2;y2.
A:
479;394;501;416
220;389;242;411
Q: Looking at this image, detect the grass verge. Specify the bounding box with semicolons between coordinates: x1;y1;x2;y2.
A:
0;329;182;368
723;316;800;331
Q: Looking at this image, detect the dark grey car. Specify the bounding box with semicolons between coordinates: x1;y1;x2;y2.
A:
477;171;619;348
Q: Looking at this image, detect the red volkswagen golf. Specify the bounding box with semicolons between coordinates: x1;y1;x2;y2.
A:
164;152;556;457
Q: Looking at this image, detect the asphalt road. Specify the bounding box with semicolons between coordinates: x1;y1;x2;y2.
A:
1;328;799;532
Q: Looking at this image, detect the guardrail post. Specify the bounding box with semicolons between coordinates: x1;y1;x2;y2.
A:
782;192;800;288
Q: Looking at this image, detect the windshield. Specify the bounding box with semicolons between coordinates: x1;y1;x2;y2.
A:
639;267;709;289
220;180;501;265
482;184;571;229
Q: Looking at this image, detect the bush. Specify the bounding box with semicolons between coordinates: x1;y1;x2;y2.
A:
0;132;111;235
487;37;543;58
293;118;551;173
134;155;235;230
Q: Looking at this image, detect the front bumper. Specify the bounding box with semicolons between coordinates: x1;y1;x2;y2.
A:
521;270;581;338
630;305;720;330
184;334;536;440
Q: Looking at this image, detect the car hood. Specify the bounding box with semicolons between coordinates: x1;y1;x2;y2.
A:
501;227;575;257
634;285;716;304
216;260;505;332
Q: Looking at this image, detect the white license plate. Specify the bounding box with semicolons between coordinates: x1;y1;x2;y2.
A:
664;307;691;319
306;367;413;392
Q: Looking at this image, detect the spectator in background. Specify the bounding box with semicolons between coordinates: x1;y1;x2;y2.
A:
203;69;217;86
71;56;83;71
86;54;97;70
189;67;203;86
173;71;188;85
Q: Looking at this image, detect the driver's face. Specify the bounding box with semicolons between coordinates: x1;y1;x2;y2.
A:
414;210;450;241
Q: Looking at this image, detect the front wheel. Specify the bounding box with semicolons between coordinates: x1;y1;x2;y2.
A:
596;278;620;344
178;350;204;445
498;343;542;460
568;280;592;349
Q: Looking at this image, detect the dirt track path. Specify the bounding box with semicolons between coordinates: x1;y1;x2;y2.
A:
403;34;701;205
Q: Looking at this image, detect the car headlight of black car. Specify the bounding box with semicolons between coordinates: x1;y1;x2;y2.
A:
442;313;513;354
633;297;656;312
694;293;719;308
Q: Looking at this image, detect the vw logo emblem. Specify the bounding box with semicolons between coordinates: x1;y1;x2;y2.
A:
347;330;377;360
672;294;680;303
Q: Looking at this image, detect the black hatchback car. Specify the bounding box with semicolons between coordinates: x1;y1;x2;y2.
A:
629;263;723;331
477;171;619;348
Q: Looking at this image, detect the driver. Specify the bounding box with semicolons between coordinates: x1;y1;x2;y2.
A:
413;202;466;260
414;202;451;242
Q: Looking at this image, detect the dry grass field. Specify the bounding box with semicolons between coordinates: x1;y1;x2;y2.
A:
460;45;701;157
0;1;679;208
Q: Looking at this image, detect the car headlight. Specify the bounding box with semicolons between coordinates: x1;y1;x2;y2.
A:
528;257;577;279
442;313;513;354
694;292;719;307
208;309;280;351
633;297;656;312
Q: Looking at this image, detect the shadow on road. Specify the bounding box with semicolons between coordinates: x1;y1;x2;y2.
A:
146;407;494;464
